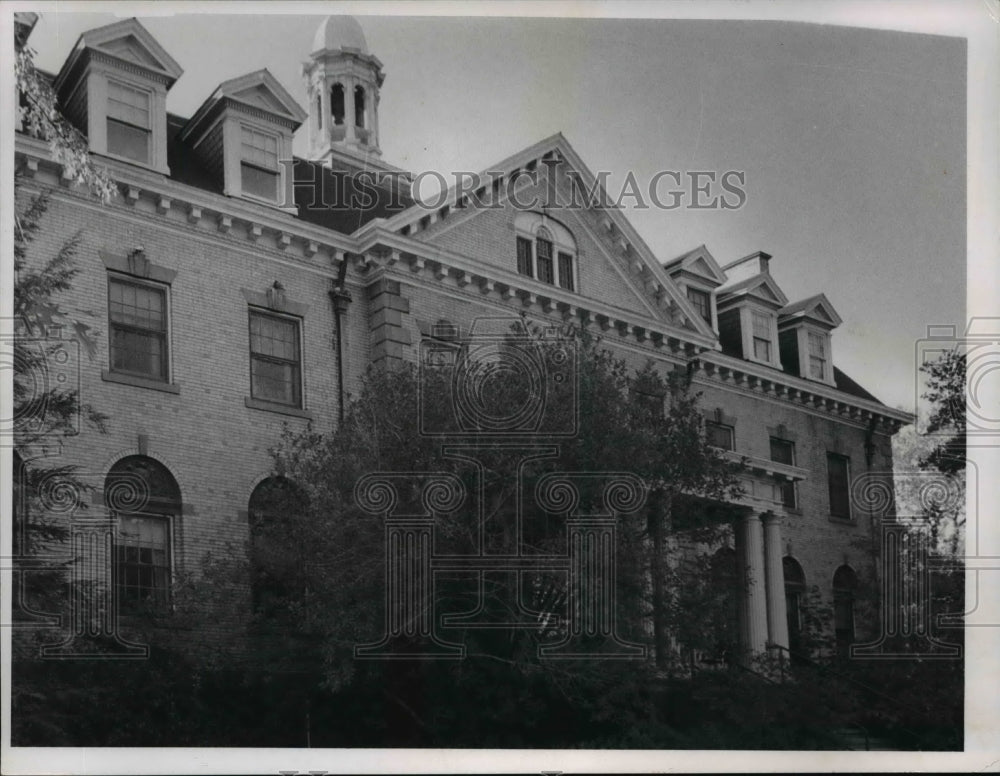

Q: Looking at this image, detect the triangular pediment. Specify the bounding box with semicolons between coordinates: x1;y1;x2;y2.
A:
663;244;727;286
778;293;843;329
718;273;789;309
366;135;718;342
216;70;308;125
79;18;183;84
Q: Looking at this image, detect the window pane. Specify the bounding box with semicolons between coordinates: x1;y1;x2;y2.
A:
241;163;278;201
536;239;554;284
558;252;575;291
809;356;826;379
250;314;298;360
769;438;794;465
808;331;826;357
107;119;150;163
753;337;771;362
115;515;170;612
107;82;150;127
516;237;533;277
687;288;711;322
705;421;734;451
251;359;299;405
752;311;771;337
240;127;278;169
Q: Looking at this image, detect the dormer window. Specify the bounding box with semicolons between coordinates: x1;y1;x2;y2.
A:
180;69;306;208
52;19;183;176
777;294;842;386
514;212;577;292
240;126;280;202
106;80;151;164
662;245;726;333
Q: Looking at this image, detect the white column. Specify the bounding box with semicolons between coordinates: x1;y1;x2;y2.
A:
762;512;790;653
319;79;331;151
735;511;768;657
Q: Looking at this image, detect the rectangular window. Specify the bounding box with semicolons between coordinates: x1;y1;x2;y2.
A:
687;287;711;323
770;437;797;508
827;453;851;519
705;421;734;451
250;311;302;407
751;310;773;362
240;126;279;201
557;252;575;291
106;81;150;163
109;277;168;381
516;236;533;277
808;331;827;379
115;515;170;612
536;238;554;285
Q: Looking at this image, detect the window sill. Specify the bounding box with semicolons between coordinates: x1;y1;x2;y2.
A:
244;396;313;420
102;370;180;394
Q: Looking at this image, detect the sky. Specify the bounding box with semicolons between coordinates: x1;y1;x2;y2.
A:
24;7;969;413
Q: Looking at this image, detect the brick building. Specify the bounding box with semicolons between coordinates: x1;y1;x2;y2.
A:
13;15;910;662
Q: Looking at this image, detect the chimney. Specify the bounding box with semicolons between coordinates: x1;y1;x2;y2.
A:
721;251;772;285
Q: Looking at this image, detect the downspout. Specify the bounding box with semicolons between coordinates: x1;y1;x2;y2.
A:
329;256;352;425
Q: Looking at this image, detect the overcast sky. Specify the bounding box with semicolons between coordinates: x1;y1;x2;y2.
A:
26;8;968;413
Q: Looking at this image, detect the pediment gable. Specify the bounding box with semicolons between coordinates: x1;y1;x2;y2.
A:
779;293;843;329
663;244;727;286
79;18;183;84
718;273;789;308
374;134;718;340
216;70;308;125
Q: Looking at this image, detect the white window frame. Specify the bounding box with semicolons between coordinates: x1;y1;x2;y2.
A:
104;78;153;165
115;511;174;613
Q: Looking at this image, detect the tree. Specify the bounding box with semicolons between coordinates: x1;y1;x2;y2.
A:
918;348;965;476
249;321;740;699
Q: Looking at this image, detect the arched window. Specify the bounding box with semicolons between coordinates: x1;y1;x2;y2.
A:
315;94;323;130
783;556;806;660
833;564;858;657
331;83;345;126
514;212;577;291
248;476;309;616
106;456;181;612
354;85;366;128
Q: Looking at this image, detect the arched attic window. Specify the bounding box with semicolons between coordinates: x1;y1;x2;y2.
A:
514;212;577;292
105;455;181;612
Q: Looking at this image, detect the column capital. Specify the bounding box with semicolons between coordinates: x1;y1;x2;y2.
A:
761;510;783;526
